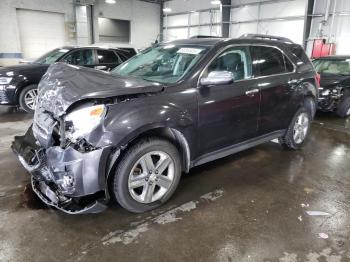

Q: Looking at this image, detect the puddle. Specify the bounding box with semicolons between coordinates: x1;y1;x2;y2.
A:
20;183;47;210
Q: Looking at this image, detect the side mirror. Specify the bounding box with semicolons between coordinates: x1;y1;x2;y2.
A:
200;71;234;86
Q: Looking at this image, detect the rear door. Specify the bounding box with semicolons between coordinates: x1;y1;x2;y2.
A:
251;45;298;135
96;49;120;71
198;46;260;156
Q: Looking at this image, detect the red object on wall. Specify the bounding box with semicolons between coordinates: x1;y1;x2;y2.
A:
311;39;336;58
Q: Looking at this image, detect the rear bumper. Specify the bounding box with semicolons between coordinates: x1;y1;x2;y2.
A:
12;127;112;214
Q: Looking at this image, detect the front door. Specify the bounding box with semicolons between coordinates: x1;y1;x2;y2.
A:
197;46;260;156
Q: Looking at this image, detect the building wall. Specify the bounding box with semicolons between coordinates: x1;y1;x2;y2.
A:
163;0;307;44
0;0;160;66
93;0;160;49
230;0;307;44
0;0;76;66
309;0;350;55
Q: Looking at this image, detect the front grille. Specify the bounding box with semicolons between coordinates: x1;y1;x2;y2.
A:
33;107;58;148
0;90;8;103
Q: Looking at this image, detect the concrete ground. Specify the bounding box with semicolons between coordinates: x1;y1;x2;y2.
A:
0;106;349;262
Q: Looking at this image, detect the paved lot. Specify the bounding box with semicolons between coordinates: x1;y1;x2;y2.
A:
0;106;349;262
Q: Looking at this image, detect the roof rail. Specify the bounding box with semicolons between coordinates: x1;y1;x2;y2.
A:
239;34;293;44
190;35;222;39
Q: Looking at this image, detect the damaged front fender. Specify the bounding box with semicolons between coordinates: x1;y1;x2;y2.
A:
12;127;113;214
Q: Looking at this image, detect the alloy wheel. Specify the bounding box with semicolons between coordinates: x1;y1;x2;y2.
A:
24;89;38;110
128;151;175;204
293;112;309;144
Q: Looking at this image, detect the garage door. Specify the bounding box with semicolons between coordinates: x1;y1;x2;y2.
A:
16;9;66;60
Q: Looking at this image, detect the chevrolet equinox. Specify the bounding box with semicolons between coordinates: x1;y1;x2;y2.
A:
12;35;318;214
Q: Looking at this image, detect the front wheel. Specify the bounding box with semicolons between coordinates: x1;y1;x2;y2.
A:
19;85;38;113
112;138;182;213
279;108;311;150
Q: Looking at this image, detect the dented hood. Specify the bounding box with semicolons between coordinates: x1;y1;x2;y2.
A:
37;63;164;117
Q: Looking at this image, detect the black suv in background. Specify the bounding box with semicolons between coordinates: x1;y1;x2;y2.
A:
13;35;318;214
313;56;350;117
0;46;137;113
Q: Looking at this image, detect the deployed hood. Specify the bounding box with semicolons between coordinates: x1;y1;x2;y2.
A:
320;73;350;89
37;63;164;117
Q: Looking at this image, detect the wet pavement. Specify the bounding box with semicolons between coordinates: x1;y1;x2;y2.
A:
0;106;349;262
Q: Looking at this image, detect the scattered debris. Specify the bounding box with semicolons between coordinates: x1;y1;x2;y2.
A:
200;189;224;201
298;216;303;222
102;189;225;246
279;252;298;262
304;187;314;194
306;211;331;216
336;240;345;247
301;203;309;208
318;233;329;239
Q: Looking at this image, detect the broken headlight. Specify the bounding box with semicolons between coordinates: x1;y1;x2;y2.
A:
65;104;106;141
321;89;331;96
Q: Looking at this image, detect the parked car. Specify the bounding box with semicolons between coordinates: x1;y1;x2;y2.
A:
12;35;318;214
0;46;137;113
313;56;350;117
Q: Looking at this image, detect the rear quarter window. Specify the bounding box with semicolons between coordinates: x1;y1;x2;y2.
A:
289;45;314;71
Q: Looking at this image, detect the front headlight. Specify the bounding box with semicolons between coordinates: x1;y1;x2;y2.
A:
322;90;330;96
65;104;106;141
0;77;12;85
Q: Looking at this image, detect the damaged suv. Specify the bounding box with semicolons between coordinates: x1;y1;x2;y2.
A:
12;36;318;214
313;56;350;117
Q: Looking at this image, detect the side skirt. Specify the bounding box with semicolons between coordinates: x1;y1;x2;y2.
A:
191;130;286;168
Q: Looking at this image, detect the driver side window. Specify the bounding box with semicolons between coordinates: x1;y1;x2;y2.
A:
207;47;252;81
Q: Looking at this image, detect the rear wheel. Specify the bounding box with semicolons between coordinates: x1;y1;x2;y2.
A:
112;138;182;213
279;108;310;150
19;85;38;113
336;97;350;118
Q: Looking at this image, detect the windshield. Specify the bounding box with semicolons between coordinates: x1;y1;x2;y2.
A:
35;48;71;65
313;59;350;76
112;44;208;84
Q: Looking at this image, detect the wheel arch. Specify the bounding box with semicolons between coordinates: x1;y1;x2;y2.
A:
104;126;191;200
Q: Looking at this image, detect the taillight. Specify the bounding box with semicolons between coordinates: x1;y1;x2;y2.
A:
315;73;321;88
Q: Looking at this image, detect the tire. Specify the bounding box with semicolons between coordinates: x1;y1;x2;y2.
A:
304;97;316;120
112;138;182;213
19;85;38;113
336;97;350;118
279;107;311;150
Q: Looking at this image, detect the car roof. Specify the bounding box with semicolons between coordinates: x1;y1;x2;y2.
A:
316;55;350;60
162;37;297;48
58;45;136;51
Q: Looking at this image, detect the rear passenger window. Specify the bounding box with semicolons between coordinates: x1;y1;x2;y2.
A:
97;50;118;64
252;46;286;76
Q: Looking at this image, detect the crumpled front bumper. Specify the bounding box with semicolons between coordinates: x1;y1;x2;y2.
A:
12;126;112;214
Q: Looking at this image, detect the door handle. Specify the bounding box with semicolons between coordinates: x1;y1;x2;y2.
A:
245;89;259;96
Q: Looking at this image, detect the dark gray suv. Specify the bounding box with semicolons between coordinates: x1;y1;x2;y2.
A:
12;35;318;214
